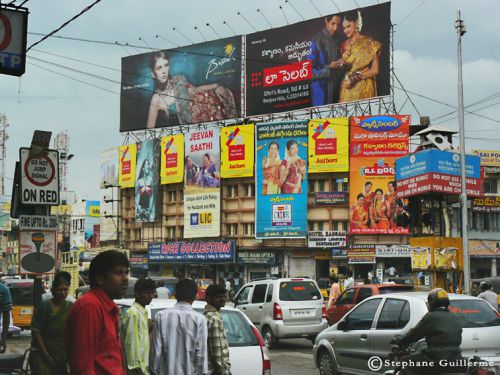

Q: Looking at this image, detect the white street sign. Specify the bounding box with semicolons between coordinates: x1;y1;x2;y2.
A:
20;148;60;205
19;215;58;231
19;230;56;274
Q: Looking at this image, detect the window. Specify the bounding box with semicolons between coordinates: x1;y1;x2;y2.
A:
266;284;274;302
226;224;238;237
318;180;325;192
357;288;373;303
309;221;324;231
337;289;355;306
484;179;498;194
235;286;253;305
243;223;255;236
244;184;255;197
332;221;339;231
166;227;175;239
449;300;500;328
279;281;321;301
345;298;381;330
251;284;267;303
226;185;237;198
168;191;176;203
376;299;410;329
342;182;349;192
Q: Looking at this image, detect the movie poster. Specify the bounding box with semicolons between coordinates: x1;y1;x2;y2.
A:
118;144;136;189
349;115;410;234
135;140;160;222
246;3;391;116
308;118;349;173
160;134;184;184
184;127;221;238
120;37;242;132
221;124;254;178
256;121;308;238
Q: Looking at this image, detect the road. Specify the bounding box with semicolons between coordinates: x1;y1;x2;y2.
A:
269;338;318;375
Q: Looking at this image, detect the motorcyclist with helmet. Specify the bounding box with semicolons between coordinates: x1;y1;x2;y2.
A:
392;288;463;374
477;281;498;311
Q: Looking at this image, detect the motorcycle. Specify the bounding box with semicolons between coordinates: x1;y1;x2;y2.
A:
383;338;495;375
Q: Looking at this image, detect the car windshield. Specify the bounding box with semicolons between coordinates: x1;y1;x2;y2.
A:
379;286;414;294
9;287;33;306
449;300;500;328
148;307;258;347
279;281;321;301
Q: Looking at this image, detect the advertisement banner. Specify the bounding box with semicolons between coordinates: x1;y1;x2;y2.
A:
347;245;376;264
221;124;255;178
434;247;458;271
19;231;57;274
135;140;160;222
119;144;136;188
314;192;348;205
410;247;431;270
256;121;308;238
148;240;235;263
0;6;28;77
308;231;347;248
245;3;391;116
160;134;184;184
472;196;500;213
396;149;483;197
100;189;117;242
184;127;221;238
472;150;500;166
237;250;276;265
469;240;500;258
84;201;100;249
100;148;119;188
308;118;349;173
120;36;242;132
349;115;410;235
375;245;411;258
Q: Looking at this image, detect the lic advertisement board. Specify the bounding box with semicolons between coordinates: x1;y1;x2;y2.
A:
256;121;308;238
184;127;221;238
135;140;160;222
245;2;391;116
396;149;483;197
120;36;241;131
148;241;235;263
349;115;410;235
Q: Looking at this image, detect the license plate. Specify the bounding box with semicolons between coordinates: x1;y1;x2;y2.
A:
20;308;32;315
291;309;314;318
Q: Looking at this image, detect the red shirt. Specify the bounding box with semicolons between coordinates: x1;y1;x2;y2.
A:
65;288;125;375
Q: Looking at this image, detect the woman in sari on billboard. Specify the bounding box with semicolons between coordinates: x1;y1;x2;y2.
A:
333;10;382;103
198;153;220;188
279;140;306;194
385;181;398;226
370;188;390;230
146;52;237;129
350;193;369;229
262;141;281;195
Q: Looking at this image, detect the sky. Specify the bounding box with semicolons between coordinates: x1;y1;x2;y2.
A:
0;0;499;201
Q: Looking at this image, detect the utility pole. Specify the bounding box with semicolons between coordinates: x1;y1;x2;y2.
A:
0;114;9;196
456;11;470;294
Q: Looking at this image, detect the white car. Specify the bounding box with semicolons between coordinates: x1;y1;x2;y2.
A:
116;298;271;375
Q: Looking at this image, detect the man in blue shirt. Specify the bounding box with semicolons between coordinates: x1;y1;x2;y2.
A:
0;282;13;353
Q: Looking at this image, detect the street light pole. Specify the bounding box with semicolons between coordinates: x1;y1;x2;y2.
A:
456;11;470;294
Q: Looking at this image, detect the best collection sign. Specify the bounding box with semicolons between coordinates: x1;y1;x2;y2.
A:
308;231;347;248
20;148;60;205
148;241;235;263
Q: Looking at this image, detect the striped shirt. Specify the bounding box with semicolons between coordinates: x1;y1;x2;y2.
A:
150;302;208;375
120;302;149;375
204;304;231;375
0;283;12;312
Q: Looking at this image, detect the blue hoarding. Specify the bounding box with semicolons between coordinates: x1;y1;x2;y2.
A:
256;121;308;238
396;149;481;181
148;240;235;263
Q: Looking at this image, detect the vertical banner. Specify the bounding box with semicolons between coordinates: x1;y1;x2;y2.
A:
100;148;119;188
119;144;136;188
184;127;221;238
160;134;184;184
349;115;410;234
221;124;255;178
256;121;308;238
308;118;349;173
84;201;100;249
135;139;160;222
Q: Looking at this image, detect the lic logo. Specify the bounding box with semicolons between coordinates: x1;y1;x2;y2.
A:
190;213;199;225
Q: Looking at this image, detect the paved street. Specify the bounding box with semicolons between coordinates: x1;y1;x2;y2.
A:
269;339;317;375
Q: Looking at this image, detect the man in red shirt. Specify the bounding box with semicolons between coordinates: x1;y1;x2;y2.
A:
66;250;130;375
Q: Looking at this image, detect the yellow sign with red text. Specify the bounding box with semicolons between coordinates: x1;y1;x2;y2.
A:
221;124;254;178
161;135;184;184
308;118;349;173
118;144;136;188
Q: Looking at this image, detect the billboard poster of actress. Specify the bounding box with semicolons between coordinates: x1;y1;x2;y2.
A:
135;139;159;222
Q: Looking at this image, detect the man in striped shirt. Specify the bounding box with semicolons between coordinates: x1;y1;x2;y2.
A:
121;278;156;375
0;282;12;353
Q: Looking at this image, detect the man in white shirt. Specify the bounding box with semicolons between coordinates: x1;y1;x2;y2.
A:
150;279;208;375
155;281;171;299
478;281;498;310
344;271;354;289
387;266;397;277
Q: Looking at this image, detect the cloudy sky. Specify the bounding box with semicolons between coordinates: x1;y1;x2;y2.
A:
0;0;498;200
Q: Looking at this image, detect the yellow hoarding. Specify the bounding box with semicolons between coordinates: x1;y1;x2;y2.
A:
160;135;184;184
410;237;462;271
221;124;254;178
410;247;431;270
119;144;136;188
308;118;349;173
472;150;500;166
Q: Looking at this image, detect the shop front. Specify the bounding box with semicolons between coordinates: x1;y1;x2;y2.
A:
237;250;278;283
375;245;412;283
307;231;347;280
129;254;148;278
347;245;376;281
469;240;500;278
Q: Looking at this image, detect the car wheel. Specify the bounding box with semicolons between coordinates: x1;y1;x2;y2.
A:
262;326;278;349
318;348;339;375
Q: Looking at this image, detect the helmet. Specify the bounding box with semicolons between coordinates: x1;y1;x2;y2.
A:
480;281;492;292
427;288;450;310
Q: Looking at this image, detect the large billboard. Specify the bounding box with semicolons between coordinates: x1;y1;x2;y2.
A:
135;140;160;222
184;127;221;238
0;6;28;77
396;149;483;197
84;200;100;249
160;134;184;184
349;115;410;235
221;124;255;178
308;118;349;173
100;148;119;188
472;150;500;166
245;3;391;116
256;121;308;238
148;240;235;263
119;144;136;189
120;36;242;132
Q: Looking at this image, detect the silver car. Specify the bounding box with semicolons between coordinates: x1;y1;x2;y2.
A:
233;277;328;348
313;292;500;374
